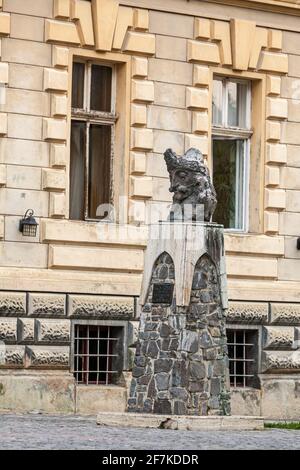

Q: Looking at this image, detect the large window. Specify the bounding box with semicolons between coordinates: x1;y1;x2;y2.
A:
212;77;251;230
227;329;259;388
70;61;117;220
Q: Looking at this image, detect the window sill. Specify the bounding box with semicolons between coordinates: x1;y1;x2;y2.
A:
75;384;126;389
230;386;261;391
224;228;248;234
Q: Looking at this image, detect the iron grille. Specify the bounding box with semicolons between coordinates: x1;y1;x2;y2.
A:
74;324;122;385
227;329;258;388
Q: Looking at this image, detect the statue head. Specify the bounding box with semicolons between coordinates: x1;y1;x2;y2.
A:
164;148;217;222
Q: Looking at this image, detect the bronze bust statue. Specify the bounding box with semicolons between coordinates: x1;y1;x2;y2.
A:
164;147;217;222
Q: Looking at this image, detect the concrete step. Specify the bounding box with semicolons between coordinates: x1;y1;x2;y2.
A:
96;412;264;431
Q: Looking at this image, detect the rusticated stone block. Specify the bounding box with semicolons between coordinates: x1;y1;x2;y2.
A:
262;351;300;373
134;8;149;31
0;12;10;36
259;52;288;74
295;328;300;350
270;303;300;325
265;189;286;210
226;301;268;324
0;113;7;136
0;62;8;84
132;79;154;103
42;168;66;191
25;346;69;369
54;0;70;19
35;319;70;344
52;46;69;68
68;295;134;319
28;293;66;317
0;164;6;186
127;347;136;371
0;216;4;239
43;118;67;142
266;75;281;96
123;31;155;55
264;211;279;234
1;346;25;368
132;56;148;78
130;175;153;198
0;318;17;343
266;98;288;120
187;40;220;64
44;68;68;92
131;128;153;151
17;318;34;343
262;326;295;350
0;292;26;316
128;321;139;347
49;193;66;218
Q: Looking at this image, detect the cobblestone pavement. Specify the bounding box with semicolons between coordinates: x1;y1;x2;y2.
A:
0;414;299;450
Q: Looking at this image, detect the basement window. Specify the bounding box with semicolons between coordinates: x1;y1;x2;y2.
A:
73;324;124;385
227;329;259;388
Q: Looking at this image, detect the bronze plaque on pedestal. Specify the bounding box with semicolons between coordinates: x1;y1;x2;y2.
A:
152;283;174;304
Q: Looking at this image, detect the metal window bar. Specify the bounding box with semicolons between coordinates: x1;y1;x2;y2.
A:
106;326;110;385
234;330;236;387
86;324;89;385
243;330;246;387
97;325;100;386
74;325;120;385
229;359;254;362
227;329;256;388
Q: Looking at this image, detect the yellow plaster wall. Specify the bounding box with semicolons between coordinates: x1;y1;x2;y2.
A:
0;0;299;301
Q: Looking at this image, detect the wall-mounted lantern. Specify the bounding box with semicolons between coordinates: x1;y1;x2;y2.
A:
19;209;38;237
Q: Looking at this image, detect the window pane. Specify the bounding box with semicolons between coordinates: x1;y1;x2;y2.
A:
227;81;237;127
227;81;249;128
213;139;245;229
90;65;112;112
212;79;223;126
88;124;112;219
70;121;86;220
72;62;85;108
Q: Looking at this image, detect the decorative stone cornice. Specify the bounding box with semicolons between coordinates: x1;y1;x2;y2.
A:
200;0;300;16
120;0;300;18
47;1;156;56
188;17;288;74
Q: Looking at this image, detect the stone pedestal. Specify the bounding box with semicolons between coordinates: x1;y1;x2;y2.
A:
128;222;231;416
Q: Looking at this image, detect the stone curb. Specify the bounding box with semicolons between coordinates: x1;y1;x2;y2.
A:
96;412;264;431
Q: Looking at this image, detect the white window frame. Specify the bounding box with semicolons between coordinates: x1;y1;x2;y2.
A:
71;60;117;222
212;77;252;232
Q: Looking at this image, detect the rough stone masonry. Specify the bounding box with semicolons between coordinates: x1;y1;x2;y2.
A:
128;148;231;416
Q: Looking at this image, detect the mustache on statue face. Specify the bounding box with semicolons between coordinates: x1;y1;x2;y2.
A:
170;184;189;193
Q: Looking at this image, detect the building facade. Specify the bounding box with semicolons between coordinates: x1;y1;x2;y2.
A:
0;0;300;418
